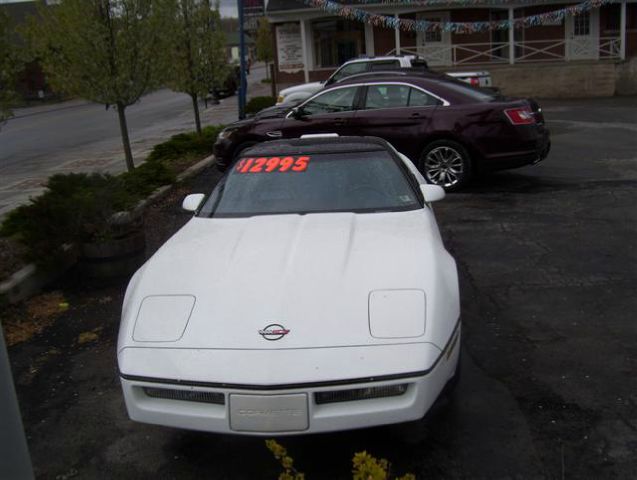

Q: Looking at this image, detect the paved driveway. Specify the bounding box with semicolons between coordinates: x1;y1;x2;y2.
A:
6;96;637;479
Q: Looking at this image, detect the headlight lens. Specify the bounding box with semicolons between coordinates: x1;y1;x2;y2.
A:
277;95;285;103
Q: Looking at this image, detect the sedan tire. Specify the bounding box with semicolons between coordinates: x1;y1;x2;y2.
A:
420;140;472;191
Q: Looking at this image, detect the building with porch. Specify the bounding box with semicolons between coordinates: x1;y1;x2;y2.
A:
266;0;637;96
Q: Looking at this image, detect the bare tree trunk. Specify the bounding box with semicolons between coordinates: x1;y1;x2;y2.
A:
116;102;135;171
191;93;201;135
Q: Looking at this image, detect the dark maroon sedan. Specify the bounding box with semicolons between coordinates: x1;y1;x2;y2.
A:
213;73;550;190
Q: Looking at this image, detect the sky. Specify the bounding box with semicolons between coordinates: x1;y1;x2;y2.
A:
0;0;242;18
218;0;239;18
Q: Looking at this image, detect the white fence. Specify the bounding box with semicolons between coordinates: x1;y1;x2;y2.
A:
386;37;621;66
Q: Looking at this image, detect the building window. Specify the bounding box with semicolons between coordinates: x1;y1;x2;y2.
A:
312;19;365;68
573;11;590;36
424;22;442;43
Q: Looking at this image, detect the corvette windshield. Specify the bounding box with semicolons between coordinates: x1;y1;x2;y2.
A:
198;151;421;217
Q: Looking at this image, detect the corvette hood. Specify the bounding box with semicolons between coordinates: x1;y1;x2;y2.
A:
120;211;457;350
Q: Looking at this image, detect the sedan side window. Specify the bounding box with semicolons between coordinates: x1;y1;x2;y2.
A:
409;88;442;107
364;84;410;110
302;87;358;115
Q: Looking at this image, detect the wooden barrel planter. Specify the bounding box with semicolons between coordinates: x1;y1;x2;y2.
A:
79;230;146;280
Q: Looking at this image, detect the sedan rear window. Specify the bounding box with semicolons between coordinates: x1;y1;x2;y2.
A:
438;80;496;102
199;151;422;217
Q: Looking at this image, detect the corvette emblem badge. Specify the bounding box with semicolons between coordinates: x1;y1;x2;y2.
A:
258;324;290;341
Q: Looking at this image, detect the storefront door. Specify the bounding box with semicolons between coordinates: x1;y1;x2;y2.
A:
416;12;452;66
566;10;599;60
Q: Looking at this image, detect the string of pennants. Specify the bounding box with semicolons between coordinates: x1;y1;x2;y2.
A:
302;0;617;33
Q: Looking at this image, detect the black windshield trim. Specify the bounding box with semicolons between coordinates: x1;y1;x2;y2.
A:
205;205;422;219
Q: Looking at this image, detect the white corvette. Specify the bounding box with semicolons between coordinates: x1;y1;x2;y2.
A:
118;136;461;435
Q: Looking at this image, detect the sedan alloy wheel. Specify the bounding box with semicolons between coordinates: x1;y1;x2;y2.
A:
421;140;471;191
425;146;464;188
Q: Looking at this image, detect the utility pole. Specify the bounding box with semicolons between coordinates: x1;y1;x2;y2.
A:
237;0;247;119
0;328;34;479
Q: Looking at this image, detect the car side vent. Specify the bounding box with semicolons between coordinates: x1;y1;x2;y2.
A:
143;387;225;405
314;384;408;405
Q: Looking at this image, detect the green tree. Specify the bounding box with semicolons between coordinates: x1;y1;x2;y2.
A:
255;17;273;80
26;0;167;171
0;10;20;126
165;0;227;135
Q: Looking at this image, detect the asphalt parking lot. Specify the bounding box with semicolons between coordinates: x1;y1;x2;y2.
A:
6;96;637;479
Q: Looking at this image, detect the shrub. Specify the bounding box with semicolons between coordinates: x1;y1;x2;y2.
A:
0;173;132;265
245;96;276;115
266;440;415;480
147;124;225;163
1;165;176;266
120;160;176;198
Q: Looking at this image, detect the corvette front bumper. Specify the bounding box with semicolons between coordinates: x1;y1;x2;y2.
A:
120;325;460;436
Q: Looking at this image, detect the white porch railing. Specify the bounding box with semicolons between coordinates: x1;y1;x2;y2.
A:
386;37;621;66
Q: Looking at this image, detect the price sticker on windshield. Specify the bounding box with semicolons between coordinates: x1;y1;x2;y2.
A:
235;156;310;174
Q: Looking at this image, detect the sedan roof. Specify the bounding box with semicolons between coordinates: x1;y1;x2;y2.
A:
333;68;437;85
333;73;497;104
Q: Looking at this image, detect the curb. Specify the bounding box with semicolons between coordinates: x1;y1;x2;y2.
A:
0;154;216;305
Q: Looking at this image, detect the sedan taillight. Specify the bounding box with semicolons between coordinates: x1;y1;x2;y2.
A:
504;107;536;125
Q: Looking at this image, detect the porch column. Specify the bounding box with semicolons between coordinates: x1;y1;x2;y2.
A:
620;0;627;60
299;19;310;83
394;13;401;55
508;7;515;64
365;23;375;56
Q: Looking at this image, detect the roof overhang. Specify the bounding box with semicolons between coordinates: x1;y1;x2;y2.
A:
267;0;600;22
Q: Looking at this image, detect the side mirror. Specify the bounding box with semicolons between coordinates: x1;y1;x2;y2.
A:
182;193;205;212
291;106;306;119
420;184;446;203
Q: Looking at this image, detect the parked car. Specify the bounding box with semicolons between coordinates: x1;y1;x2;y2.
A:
211;66;239;99
214;73;550;190
117;135;460;435
276;55;492;106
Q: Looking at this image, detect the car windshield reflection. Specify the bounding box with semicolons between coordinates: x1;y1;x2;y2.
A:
198;151;421;218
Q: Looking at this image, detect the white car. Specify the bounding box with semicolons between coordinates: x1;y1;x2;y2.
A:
118;135;461;436
277;55;491;105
